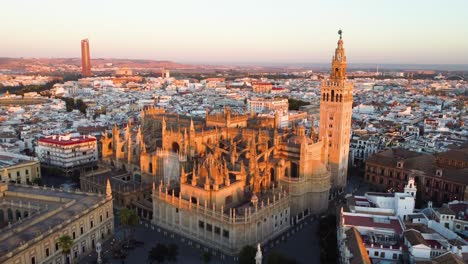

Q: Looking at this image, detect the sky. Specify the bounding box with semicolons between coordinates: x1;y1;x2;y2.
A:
1;0;467;65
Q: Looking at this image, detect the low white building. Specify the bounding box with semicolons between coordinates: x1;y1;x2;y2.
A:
339;177;468;264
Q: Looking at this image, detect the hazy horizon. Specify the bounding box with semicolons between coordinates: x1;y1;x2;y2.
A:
2;56;468;71
2;0;468;65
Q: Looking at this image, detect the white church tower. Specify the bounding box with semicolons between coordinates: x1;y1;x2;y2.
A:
404;176;417;198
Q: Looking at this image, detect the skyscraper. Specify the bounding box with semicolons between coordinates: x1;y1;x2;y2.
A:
81;38;92;77
319;30;353;193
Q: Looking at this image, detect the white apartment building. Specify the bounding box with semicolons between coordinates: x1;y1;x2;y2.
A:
36;135;98;171
247;97;288;114
349;134;382;167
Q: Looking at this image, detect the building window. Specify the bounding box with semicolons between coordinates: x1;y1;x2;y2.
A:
380;252;385;258
90;220;94;228
374;251;379;257
215;226;221;235
55;242;59;251
207;224;212;232
31;256;36;264
100;215;103;222
222;229;229;238
393;253;397;260
80;227;84;235
198;221;204;229
26;169;29;175
73;232;76;239
46;248;50;257
17;171;20;177
444;223;449;228
455;224;461;230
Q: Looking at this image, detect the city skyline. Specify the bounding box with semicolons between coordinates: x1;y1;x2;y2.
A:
1;0;468;65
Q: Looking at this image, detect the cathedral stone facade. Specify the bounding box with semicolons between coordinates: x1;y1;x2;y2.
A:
100;34;352;254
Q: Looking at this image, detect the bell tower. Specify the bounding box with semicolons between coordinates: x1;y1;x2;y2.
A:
319;30;353;192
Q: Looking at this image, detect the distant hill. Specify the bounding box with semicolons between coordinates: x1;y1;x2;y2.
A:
1;57;467;73
0;57;198;71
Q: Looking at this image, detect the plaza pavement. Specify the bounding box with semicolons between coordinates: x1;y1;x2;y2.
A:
79;215;319;264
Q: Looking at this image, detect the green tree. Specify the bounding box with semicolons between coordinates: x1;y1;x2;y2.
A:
415;179;425;209
58;235;74;264
75;98;87;114
148;243;168;264
238;245;256;264
167;243;178;263
119;208;139;245
32;178;42;185
267;251;297;264
201;251;212;263
318;215;338;264
60;97;75;112
288;98;310;111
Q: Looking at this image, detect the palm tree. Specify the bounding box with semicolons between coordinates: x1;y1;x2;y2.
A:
119;208;139;245
58;235;74;264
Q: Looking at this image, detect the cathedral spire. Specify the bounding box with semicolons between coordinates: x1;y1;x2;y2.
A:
106;178;112;199
190;118;195;132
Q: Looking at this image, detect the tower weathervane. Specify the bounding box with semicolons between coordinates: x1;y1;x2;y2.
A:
338;29;342;39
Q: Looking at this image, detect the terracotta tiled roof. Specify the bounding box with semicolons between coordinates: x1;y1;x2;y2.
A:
367;148;468;185
432;252;465;264
343;214;403;234
436;147;468;162
403;229;429;247
438;205;456;216
448;202;468;221
345;227;372;264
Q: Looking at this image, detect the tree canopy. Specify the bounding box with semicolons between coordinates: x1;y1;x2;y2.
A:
119;207;139;244
201;251;212;263
238;245;256;264
60;97;87;114
288;98;310;111
267;251;297;264
58;235;73;254
148;243;168;264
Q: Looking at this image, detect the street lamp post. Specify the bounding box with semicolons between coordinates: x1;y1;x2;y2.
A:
96;242;102;264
